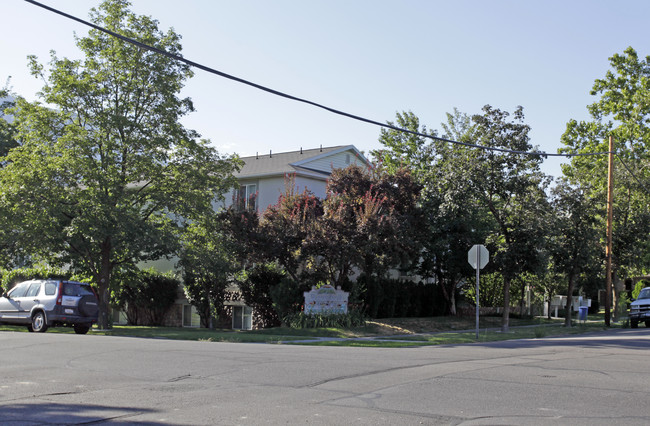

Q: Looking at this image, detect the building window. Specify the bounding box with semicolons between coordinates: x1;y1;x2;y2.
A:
232;306;253;330
236;184;257;211
183;304;201;327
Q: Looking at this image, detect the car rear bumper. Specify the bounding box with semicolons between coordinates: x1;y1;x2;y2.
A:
47;313;97;325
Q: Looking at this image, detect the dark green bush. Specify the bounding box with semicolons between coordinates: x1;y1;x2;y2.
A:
115;269;179;326
357;275;441;319
269;276;311;320
237;264;284;328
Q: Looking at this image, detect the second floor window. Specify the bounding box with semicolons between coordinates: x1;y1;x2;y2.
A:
237;183;257;211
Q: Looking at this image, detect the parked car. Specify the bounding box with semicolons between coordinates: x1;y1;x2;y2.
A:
0;280;98;334
629;287;650;328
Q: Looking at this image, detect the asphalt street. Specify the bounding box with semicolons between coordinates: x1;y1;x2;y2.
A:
1;328;649;425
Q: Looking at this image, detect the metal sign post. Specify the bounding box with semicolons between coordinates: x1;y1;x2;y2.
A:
468;244;489;339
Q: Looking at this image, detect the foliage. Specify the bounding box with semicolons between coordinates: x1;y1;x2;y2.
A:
560;47;650;279
549;180;601;326
283;310;366;329
235;263;284;328
115;269;179;326
269;276;311;321
468;105;550;331
633;279;650;299
0;266;70;293
179;218;236;328
374;110;489;316
357;275;438;318
258;177;324;284
464;272;505;308
374;107;550;326
0;0;240;328
222;166;422;312
616;291;630;320
0;92;17;160
313;165;422;287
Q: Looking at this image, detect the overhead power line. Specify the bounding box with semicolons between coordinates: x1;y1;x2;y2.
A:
26;0;610;159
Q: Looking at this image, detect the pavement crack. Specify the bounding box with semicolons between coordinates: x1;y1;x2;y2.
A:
167;374;193;382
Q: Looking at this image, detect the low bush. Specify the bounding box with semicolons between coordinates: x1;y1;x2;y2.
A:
284;310;366;329
115;269;179;326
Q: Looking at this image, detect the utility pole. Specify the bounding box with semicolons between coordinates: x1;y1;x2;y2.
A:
605;135;614;326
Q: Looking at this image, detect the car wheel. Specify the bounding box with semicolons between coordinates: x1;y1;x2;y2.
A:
74;325;90;335
645;321;650;328
26;324;34;332
631;320;639;328
31;311;48;333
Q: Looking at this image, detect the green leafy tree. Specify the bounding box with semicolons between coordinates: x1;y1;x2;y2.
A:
549;181;600;326
235;263;284;328
375;110;491;316
0;0;240;328
115;269;179;326
561;47;650;281
179;218;237;328
470;105;550;331
633;279;650;299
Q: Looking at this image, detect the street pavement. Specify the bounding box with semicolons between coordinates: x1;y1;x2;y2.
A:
1;328;649;425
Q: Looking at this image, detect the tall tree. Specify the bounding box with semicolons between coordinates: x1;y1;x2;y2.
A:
549;181;600;327
469;105;550;331
374;110;489;315
0;0;240;328
179;219;236;328
561;47;650;282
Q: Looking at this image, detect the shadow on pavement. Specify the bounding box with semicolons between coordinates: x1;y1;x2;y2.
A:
0;401;161;425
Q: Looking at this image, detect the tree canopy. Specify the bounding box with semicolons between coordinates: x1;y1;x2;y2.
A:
0;0;240;328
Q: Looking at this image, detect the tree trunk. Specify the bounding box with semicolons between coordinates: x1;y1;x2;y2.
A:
449;283;457;316
97;238;113;330
564;273;575;327
502;276;511;332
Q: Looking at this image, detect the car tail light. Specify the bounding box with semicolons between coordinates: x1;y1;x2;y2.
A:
56;281;64;305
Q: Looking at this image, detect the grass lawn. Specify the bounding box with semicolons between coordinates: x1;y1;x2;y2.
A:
0;313;619;347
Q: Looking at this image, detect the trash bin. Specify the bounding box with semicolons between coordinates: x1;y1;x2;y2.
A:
578;306;588;321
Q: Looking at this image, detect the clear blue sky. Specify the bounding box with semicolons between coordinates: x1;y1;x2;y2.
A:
3;0;649;178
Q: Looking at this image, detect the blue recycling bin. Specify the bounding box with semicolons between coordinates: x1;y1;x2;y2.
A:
578;306;588;321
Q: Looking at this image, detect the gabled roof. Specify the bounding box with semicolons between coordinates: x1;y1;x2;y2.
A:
236;145;368;180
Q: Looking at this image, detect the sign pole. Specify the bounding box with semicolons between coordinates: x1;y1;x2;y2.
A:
468;244;488;340
475;250;480;339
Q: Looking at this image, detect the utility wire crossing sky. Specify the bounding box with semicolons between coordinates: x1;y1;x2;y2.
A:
5;0;650;179
24;0;610;159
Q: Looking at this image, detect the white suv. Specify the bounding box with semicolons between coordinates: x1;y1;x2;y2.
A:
629;287;650;329
0;280;98;334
